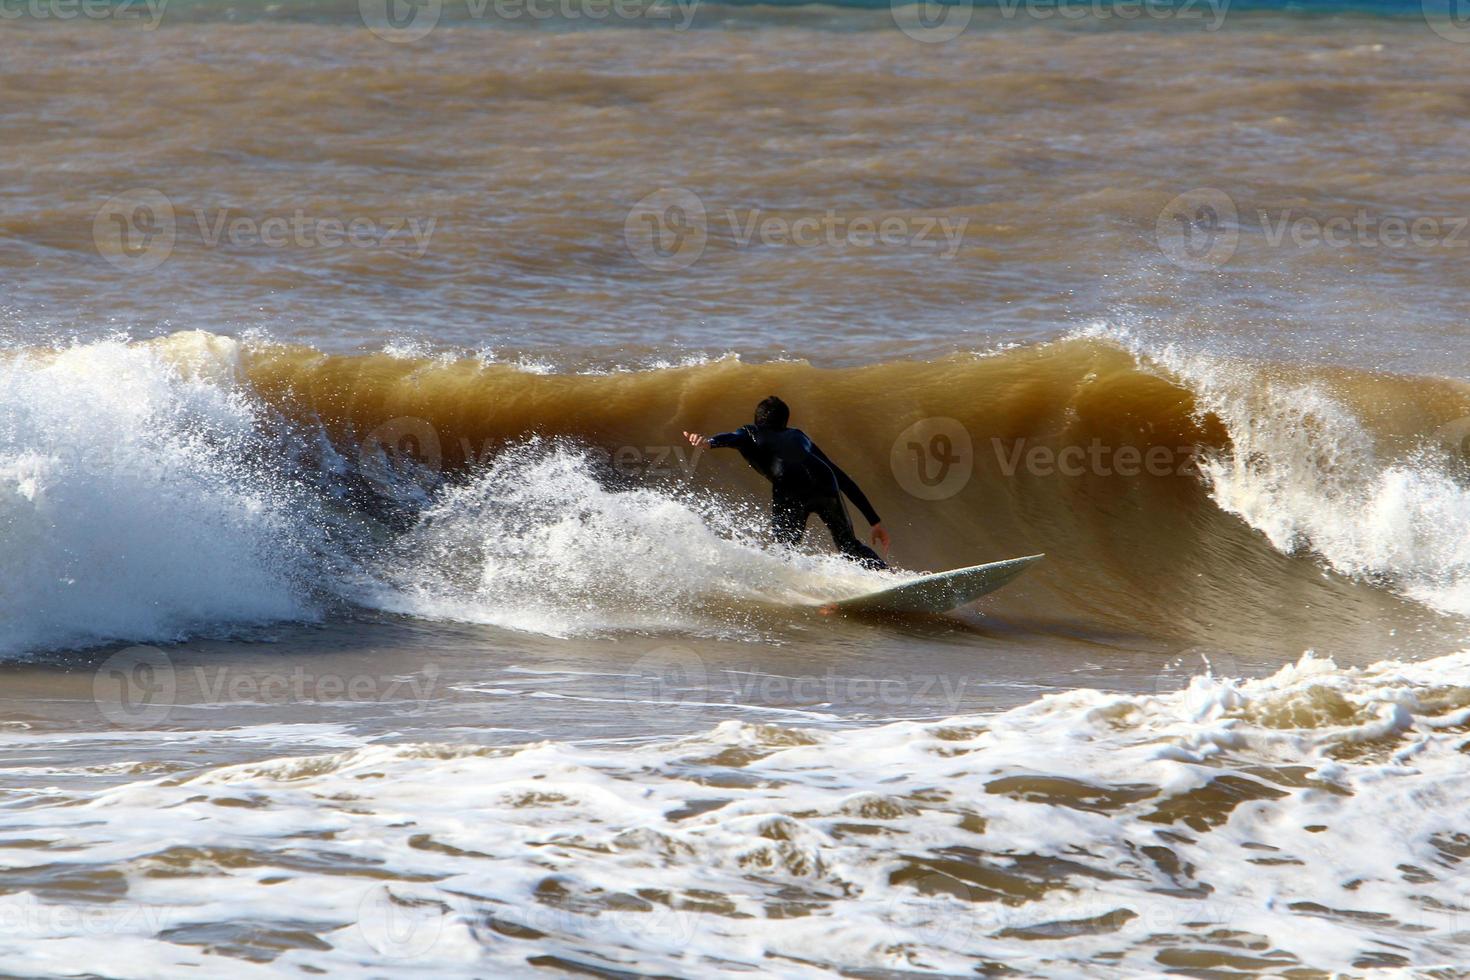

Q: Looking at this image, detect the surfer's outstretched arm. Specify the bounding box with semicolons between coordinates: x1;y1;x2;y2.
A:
684;429;750;449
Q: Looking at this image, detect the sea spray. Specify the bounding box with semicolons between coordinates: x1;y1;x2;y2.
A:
363;441;890;637
0;339;324;655
1081;323;1470;617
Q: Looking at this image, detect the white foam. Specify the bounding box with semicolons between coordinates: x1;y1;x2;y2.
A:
363;443;892;637
472;348;741;376
0;338;324;656
0;336;894;652
469;347;559;375
3;650;1469;975
1078;323;1470;617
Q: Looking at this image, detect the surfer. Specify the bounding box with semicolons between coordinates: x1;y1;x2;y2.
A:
684;396;890;569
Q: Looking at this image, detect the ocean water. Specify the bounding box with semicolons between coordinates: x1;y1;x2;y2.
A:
3;1;1470;975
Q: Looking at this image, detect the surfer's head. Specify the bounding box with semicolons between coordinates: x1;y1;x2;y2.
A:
754;395;789;430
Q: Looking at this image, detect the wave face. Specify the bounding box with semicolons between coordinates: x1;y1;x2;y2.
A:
239;329;1470;648
3;648;1468;975
1124;329;1470;618
3;330;1469;656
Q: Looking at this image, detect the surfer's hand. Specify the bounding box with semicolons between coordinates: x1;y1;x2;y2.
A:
683;431;705;447
871;523;891;557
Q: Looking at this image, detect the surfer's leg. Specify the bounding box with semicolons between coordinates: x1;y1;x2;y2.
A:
813;496;886;570
770;491;808;546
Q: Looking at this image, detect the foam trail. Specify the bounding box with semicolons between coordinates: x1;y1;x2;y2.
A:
364;443;892;637
0;338;322;656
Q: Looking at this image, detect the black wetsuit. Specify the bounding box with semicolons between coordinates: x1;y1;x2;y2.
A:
708;424;886;569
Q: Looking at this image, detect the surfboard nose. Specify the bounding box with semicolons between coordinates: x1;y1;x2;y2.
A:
830;553;1044;615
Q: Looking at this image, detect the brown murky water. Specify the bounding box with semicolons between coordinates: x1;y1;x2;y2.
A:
2;6;1470;976
6;11;1470;372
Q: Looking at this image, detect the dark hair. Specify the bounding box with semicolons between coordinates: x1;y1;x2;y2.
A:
754;395;790;429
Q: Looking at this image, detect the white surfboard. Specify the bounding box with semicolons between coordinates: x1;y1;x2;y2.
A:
828;554;1044;614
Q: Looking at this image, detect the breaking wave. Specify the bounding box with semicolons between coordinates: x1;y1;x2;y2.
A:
3;329;1470;655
